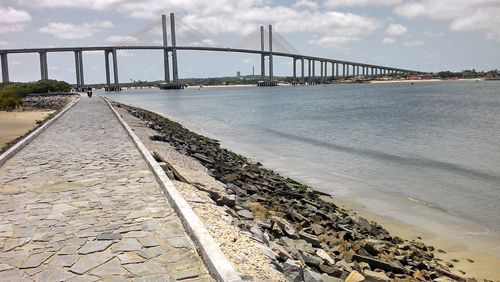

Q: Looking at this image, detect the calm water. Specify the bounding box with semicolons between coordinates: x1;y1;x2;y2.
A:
101;81;500;232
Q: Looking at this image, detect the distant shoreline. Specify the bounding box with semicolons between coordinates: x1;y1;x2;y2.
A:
370;78;482;84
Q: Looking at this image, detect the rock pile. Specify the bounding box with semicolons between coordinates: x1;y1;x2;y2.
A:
125;105;474;282
22;94;76;110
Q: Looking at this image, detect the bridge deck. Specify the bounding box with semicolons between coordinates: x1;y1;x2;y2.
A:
0;97;212;280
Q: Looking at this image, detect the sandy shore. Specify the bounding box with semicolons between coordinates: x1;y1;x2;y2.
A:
371;78;482;84
0;110;55;150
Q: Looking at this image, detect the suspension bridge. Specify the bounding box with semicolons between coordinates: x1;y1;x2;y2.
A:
0;13;421;90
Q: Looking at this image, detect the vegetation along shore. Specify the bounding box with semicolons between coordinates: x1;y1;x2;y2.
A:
0;80;78;154
113;101;489;282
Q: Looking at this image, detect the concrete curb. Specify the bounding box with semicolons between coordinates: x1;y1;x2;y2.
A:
0;94;81;167
104;98;242;282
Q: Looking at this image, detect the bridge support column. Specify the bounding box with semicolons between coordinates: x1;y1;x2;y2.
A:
260;26;265;80
170;13;179;84
324;62;328;83
292;58;296;80
312;60;315;82
268;25;273;81
39;51;48;80
335;63;339;80
320;61;323;83
74;51;81;87
162;14;170;83
104;50;111;88
112;49;119;88
301;58;304;83
308;59;311;81
1;53;8;83
78;51;84;86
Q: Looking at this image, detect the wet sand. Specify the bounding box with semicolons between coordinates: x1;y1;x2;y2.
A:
0;110;54;150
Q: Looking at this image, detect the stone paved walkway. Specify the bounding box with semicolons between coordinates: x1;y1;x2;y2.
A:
0;97;212;281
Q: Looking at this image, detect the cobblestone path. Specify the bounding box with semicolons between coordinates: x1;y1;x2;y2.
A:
0;97;212;281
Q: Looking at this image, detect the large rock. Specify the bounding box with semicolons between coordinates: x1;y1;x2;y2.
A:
283;259;303;282
345;270;365;282
363;270;390;282
303;268;324;282
300;252;323;268
316;249;335;265
352;254;405;274
299;231;322;247
271;216;298;238
237;209;254;220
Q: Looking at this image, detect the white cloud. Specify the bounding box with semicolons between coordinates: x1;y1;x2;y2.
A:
424;31;444;38
294;0;319;9
39;20;113;39
382;37;395;44
0;6;31;33
0;41;8;46
324;0;401;8
403;40;424;46
19;0;380;49
394;0;500;41
385;23;407;36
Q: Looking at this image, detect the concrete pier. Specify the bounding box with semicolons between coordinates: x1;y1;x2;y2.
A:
74;51;81;87
1;53;8;83
39;51;48;80
301;58;305;83
112;49;119;89
105;50;111;87
170;13;179;84
268;25;273;81
260;26;265;80
162;14;170;84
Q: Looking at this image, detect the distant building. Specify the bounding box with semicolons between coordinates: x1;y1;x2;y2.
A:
237;71;241;79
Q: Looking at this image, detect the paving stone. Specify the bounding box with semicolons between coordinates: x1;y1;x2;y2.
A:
0;263;14;272
89;258;129;277
168;236;192;248
20;252;54;269
117;252;147;264
52;254;79;267
69;251;114;275
35;267;77;281
67;274;100;282
132;274;172;282
122;231;148;238
59;245;80;255
24;264;48;276
79;240;113;254
3;238;30;252
0;223;13;232
138;236;160;248
114;238;142;252
96;232;122;241
123;261;167;276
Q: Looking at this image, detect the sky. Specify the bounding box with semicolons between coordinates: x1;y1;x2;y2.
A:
0;0;499;84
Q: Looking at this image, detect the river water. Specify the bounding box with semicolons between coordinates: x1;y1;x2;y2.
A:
101;81;500;242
